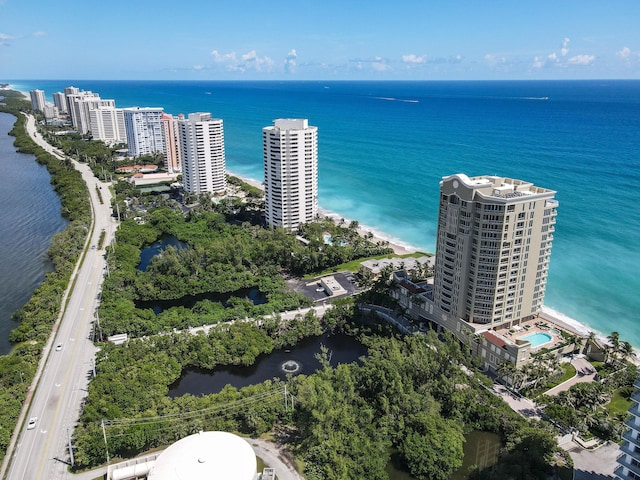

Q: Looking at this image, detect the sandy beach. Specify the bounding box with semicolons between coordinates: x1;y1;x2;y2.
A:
229;171;419;256
228;173;629;349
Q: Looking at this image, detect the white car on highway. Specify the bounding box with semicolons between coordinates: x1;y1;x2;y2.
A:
27;417;37;430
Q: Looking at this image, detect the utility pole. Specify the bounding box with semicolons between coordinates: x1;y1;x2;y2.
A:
67;426;75;467
95;312;103;342
101;419;110;465
283;385;288;411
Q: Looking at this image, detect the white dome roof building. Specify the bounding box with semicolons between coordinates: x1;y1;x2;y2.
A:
147;431;257;480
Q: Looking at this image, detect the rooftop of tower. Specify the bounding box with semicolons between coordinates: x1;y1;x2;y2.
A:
442;173;557;202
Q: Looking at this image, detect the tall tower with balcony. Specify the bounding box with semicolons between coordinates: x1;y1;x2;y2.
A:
178;112;226;194
263;118;318;230
432;174;558;330
616;374;640;480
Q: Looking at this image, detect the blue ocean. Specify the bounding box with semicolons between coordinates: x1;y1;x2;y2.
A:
10;79;640;346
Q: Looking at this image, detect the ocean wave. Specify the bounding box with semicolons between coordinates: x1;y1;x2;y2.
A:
541;305;596;337
373;96;419;103
318;208;423;253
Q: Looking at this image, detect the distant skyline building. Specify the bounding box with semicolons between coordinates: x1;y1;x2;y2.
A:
52;91;67;113
29;89;45;112
432;174;558;329
161;113;183;174
89;106;125;144
178;112;226;194
42;103;57;123
123;107;165;158
67;91;116;134
63;86;79;120
263;118;318;230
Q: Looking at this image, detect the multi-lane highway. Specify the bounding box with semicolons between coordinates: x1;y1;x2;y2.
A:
4;114;116;480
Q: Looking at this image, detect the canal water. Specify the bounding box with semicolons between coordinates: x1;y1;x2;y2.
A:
137;235;187;271
0;112;66;355
386;430;502;480
168;333;368;397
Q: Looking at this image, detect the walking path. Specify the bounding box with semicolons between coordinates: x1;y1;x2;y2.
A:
546;356;597;396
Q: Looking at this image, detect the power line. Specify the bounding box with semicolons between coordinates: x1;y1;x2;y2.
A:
103;386;285;428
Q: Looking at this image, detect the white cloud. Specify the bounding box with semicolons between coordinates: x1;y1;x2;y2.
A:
371;56;390;71
350;56;391;72
192;65;204;71
617;47;631;59
484;54;506;66
532;56;544;69
402;53;427;64
547;52;558;62
32;31;46;37
561;37;570;56
210;49;274;73
211;50;237;63
0;32;14;47
284;49;297;74
567;54;595;65
616;46;638;65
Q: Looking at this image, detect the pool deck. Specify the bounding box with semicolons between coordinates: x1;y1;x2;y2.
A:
493;318;568;351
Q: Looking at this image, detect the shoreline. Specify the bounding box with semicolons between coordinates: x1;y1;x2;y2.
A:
229;170;626;349
229;170;421;256
11;81;628;349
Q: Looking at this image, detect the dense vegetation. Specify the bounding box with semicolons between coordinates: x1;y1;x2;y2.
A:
1;90;573;479
0;91;91;463
538;334;637;441
72;302;564;479
98;203;393;337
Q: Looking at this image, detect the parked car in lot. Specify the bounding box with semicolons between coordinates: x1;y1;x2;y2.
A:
27;417;37;430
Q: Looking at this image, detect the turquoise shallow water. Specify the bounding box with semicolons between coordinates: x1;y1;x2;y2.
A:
8;79;640;346
521;332;553;349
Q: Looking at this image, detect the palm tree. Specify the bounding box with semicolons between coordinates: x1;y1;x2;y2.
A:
497;361;517;387
607;331;621;365
620;341;636;364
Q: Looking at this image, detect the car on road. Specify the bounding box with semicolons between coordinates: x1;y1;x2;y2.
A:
27;417;37;430
55;343;63;351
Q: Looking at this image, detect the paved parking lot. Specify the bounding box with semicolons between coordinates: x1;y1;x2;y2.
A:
289;271;360;302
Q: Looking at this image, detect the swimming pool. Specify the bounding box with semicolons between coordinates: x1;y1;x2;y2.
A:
521;332;553;348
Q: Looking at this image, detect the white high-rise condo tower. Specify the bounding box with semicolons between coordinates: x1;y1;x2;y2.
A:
52;92;67;113
616;374;640;480
433;174;558;329
89;106;126;144
29;89;46;112
263;118;318;230
123;107;165;158
178;113;226;194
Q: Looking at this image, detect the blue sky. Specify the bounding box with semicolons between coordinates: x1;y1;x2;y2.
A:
1;0;640;80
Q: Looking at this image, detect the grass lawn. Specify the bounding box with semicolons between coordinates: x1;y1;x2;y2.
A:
307;252;431;279
605;387;633;417
555;363;578;385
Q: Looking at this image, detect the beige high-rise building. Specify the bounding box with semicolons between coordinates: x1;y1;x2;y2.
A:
161;113;183;174
432;174;558;329
263;118;318;230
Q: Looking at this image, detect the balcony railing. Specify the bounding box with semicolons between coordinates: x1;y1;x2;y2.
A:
617;454;640;478
623;429;640;446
